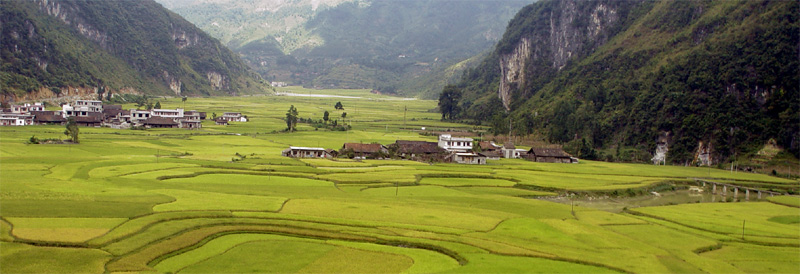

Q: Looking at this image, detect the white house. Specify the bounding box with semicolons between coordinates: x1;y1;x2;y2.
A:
0;114;34;126
220;112;248;122
151;108;184;118
438;134;473;152
282;147;332;158
11;103;44;114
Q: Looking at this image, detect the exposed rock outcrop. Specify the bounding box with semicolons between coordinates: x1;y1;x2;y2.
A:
694;141;714;166
496;0;627;110
498;37;530;110
651;132;670;165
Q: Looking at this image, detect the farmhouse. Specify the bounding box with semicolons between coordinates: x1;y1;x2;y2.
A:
142;116;178;128
11;103;45;113
447;152;487;165
63;100;102;116
479;150;503;160
31;111;66;125
392;140;444;160
214;118;229;126
502;142;519;159
282;147;332;158
525;148;578;163
478;141;502;151
219;112;248;122
0;114;33;126
73;113;103;127
438;134;473;152
341;143;387;159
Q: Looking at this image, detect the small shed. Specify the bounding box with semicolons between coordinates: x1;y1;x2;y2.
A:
449;152;486;165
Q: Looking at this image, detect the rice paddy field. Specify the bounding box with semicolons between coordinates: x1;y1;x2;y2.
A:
1;88;799;273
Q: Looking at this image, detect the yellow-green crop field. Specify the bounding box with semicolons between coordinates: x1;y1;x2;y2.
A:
1;88;799;273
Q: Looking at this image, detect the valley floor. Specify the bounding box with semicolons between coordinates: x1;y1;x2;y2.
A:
1;90;798;273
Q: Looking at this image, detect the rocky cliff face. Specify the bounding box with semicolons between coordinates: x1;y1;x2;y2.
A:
496;0;628;110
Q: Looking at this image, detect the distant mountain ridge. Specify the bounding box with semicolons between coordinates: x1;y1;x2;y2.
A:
454;0;798;162
1;0;268;103
155;0;530;98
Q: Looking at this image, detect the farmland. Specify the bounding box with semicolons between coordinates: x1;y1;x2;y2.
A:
1;88;799;273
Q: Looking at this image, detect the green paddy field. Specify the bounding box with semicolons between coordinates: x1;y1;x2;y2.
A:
1;88;798;273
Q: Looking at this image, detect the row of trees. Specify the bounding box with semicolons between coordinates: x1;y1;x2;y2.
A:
285;102;348;132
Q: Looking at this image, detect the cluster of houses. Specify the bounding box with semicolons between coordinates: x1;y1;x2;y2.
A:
283;134;579;164
0;100;247;129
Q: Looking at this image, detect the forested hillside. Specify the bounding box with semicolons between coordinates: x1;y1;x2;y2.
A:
156;0;529;98
1;0;268;102
453;0;798;163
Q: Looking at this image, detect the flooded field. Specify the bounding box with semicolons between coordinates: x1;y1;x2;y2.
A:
539;187;773;213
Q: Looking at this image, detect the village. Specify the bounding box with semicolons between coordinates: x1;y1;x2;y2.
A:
0;100;247;129
282;134;579;165
3;100;578;165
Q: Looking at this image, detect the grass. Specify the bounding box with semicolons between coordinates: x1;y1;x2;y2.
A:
2;90;798;273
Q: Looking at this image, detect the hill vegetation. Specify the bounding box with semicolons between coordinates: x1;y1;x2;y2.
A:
156;0;529;98
452;0;799;164
1;0;268;101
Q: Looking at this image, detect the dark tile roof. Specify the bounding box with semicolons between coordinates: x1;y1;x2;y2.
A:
143;116;178;125
73;113;103;123
527;148;572;158
394;140;442;154
342;143;385;153
479;150;503;158
479;141;501;150
32;111;65;123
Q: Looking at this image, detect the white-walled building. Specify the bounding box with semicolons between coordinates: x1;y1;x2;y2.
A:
11;103;45;114
438;134;473;152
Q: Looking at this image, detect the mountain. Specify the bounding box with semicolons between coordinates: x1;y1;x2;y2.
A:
155;0;530;98
453;0;799;163
1;0;268;103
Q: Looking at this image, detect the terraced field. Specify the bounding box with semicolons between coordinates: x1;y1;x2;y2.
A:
1;89;799;273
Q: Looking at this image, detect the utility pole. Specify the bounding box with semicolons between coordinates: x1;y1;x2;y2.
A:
741;220;746;240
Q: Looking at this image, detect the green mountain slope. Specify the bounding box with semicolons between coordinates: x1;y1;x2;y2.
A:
1;0;268;101
156;0;529;98
454;0;799;162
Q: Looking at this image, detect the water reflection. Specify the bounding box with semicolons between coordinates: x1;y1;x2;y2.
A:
537;188;767;213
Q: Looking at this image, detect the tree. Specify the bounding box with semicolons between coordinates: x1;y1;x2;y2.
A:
335;102;344;110
182;96;187;109
341;112;347;119
64;117;79;143
154;101;162;109
323;110;330;124
212;112;217;119
286;105;299;132
438;85;462;120
106;90;112;101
